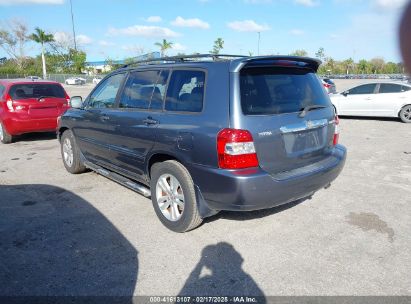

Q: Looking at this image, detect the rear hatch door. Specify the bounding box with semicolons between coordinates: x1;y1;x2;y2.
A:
237;63;336;175
9;83;68;117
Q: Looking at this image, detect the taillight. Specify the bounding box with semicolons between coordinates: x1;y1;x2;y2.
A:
5;94;14;112
333;115;339;145
323;83;331;88
65;94;70;107
217;128;259;169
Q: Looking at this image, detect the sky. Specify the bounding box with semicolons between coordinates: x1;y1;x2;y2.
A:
0;0;408;63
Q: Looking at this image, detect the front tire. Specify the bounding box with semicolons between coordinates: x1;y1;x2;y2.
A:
150;160;203;232
399;105;411;123
0;122;13;144
60;130;86;174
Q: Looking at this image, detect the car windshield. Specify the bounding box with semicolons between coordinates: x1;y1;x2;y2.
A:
9;84;66;100
240;67;330;115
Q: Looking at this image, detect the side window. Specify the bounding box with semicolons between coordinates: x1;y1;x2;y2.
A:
149;70;169;110
119;70;160;109
379;83;403;94
0;85;5;98
88;73;125;108
165;70;205;112
348;84;377;95
402;86;411;92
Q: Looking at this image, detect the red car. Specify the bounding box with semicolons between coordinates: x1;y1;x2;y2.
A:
0;79;70;143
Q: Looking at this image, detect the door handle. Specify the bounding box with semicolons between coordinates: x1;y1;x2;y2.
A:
100;114;110;121
143;117;158;125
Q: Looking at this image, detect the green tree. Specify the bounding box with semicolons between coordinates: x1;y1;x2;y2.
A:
154;39;173;57
342;58;354;74
210;38;224;55
70;49;86;73
290;49;308;57
357;59;369;74
29;27;54;79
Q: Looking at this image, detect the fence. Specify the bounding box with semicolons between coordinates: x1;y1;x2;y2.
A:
0;74;107;84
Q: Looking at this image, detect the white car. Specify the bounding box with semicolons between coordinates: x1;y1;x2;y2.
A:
65;77;86;85
330;82;411;123
92;76;102;84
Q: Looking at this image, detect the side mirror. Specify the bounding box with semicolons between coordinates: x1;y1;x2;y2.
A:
342;91;349;96
70;96;83;108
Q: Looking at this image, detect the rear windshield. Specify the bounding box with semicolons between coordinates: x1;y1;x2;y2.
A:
9;84;66;100
240;67;330;115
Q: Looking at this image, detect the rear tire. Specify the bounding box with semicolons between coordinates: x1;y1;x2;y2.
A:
0;122;13;144
60;130;86;174
150;160;203;232
399;105;411;123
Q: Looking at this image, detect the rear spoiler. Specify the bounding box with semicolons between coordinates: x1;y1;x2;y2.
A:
229;56;321;73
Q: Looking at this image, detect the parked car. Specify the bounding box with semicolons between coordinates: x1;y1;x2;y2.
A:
25;76;42;80
321;78;337;94
92;76;103;84
0;79;70;143
58;54;346;232
65;77;86;85
330;82;411;123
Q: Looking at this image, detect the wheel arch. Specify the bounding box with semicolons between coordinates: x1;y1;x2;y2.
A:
58;126;69;142
398;103;411;117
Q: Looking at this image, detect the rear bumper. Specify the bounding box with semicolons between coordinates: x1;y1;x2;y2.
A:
2;115;58;136
189;145;346;212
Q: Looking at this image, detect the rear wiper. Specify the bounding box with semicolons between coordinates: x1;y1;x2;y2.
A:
298;104;327;118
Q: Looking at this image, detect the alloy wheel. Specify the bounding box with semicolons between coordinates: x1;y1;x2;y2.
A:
155;174;185;221
63;138;74;167
403;107;411;122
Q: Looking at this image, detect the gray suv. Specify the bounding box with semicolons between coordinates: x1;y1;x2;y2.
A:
58;55;346;232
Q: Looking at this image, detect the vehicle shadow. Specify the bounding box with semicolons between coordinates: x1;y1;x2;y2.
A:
0;184;138;299
13;132;57;142
179;242;266;302
339;116;400;123
205;197;308;223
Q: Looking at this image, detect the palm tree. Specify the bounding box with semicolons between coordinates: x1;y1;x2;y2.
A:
154;39;173;57
29;27;54;79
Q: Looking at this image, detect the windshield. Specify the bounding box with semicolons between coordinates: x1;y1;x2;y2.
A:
240;67;331;115
9;84;66;100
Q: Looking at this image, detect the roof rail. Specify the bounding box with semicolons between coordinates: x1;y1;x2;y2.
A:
121;54;248;68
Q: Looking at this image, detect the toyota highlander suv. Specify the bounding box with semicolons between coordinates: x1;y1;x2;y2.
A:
58;55;347;232
0;79;70;143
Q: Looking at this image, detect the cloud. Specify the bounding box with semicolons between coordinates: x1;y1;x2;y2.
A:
290;29;305;35
98;40;114;47
146;16;162;23
53;31;72;44
172;42;186;51
171;16;210;29
372;0;407;10
227;20;270;32
76;34;92;45
0;0;63;4
108;25;180;38
294;0;318;6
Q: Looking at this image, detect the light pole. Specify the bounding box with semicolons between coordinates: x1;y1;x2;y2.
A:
257;32;260;56
69;0;77;51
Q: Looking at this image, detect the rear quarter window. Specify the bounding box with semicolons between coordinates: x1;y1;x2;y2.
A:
0;84;5;98
165;70;205;112
9;84;66;100
240;67;330;115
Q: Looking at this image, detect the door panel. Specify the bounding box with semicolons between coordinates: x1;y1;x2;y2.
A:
99;70;168;178
73;73;126;165
339;83;378;116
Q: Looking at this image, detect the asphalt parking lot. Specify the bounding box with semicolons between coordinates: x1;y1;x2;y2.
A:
0;81;410;298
